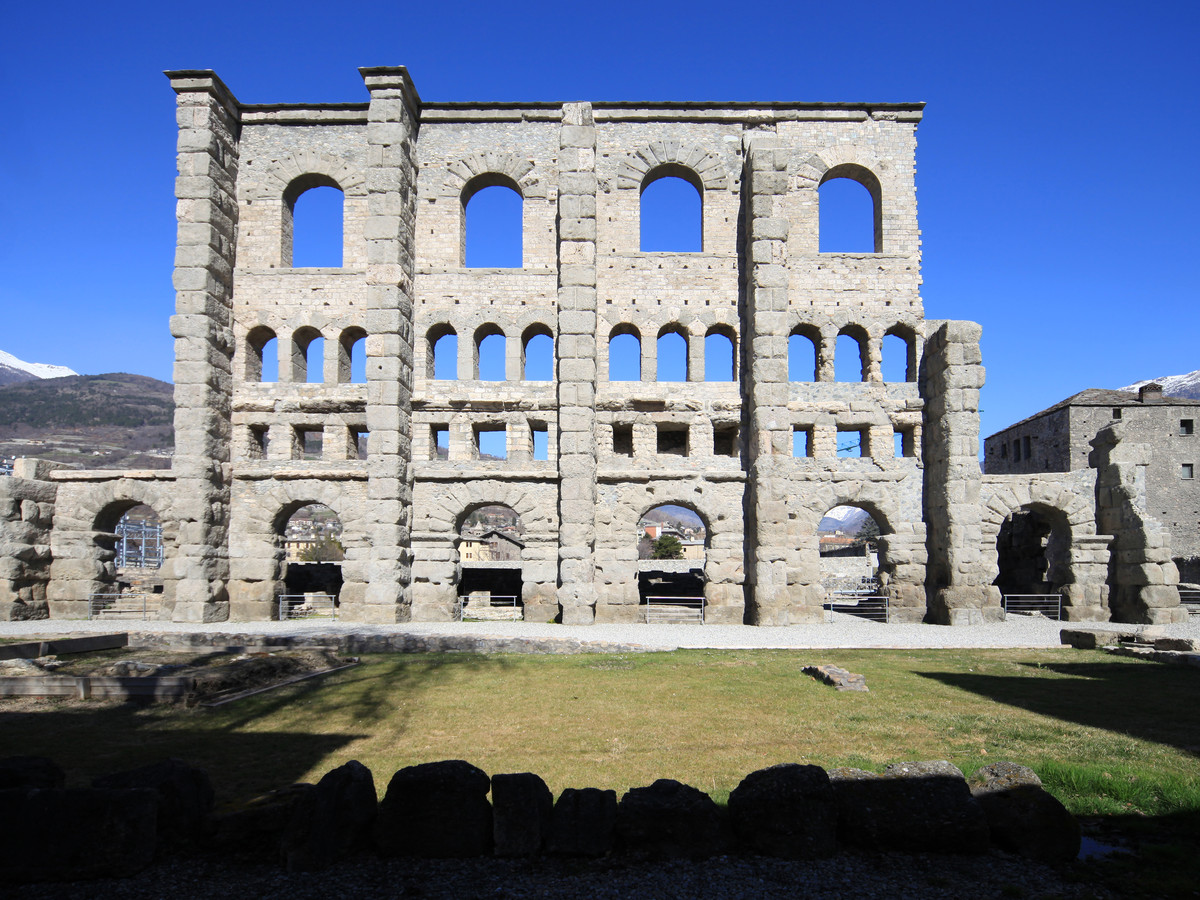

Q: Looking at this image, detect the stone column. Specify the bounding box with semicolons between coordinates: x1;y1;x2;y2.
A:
343;66;421;623
743;137;823;624
555;102;599;624
163;71;241;623
922;320;998;624
1090;424;1187;623
0;460;58;620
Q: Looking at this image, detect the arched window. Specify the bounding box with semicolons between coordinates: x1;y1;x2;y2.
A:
284;176;344;268
291;327;323;384
463;177;523;268
835;329;867;383
339;327;367;384
656;327;688;382
280;503;345;604
608;327;641;382
640;167;703;252
882;328;916;383
788;329;818;382
429;326;457;380
522;326;554;381
818;165;882;253
704;329;735;382
476;327;506;381
246;326;277;383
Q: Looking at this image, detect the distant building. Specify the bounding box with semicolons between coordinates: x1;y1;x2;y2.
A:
984;384;1199;582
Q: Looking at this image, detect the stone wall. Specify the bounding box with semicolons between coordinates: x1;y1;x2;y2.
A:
0;460;59;620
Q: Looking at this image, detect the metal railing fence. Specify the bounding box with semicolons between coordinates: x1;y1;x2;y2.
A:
1001;593;1063;620
825;592;889;623
88;593;150;620
1179;589;1200;616
642;595;705;624
457;595;522;621
278;594;338;620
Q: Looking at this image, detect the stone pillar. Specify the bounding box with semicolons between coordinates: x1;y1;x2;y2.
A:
343;66;421;623
164;70;241;623
0;460;58;620
743;137;823;624
922;320;998;624
555;102;599;624
1090;424;1187;624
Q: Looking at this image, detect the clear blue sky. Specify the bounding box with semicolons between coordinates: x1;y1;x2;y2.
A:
2;0;1196;441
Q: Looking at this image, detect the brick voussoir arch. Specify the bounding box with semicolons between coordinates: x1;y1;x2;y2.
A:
444;152;539;198
981;483;1096;537
249;150;367;200
617;141;730;192
793;146;887;190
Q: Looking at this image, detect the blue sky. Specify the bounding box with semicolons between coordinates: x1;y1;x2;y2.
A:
1;0;1196;442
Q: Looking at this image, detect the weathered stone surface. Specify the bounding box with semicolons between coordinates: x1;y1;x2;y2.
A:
803;664;868;692
492;771;553;857
282;760;377;872
0;756;65;790
969;761;1080;862
830;761;990;854
374;760;492;858
0;788;157;881
547;787;617;857
615;779;724;859
728;764;837;858
205;784;315;858
1060;628;1122;649
93;758;214;843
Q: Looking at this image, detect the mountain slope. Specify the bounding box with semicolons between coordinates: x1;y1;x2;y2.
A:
1120;369;1200;400
0;350;77;387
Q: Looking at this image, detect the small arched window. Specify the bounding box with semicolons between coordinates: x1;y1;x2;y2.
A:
522;326;554;381
339;327;367;384
882;328;916;383
292;327;324;384
463;176;523;268
704;329;735;382
788;329;818;382
640;166;703;252
818;165;882;253
476;327;507;381
835;329;867;383
657;328;688;382
284;175;344;268
608;327;641;382
429;326;457;380
246;326;277;383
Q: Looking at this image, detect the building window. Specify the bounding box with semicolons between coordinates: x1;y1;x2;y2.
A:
1181;419;1194;436
351;428;369;460
612;424;633;457
1000;443;1008;459
531;422;548;461
837;429;865;458
1022;435;1032;461
1112;408;1122;420
475;425;507;460
249;426;269;460
432;425;449;460
1183;464;1195;480
1013;439;1021;462
793;427;812;458
713;425;738;457
893;428;915;458
295;427;323;461
656;424;688;457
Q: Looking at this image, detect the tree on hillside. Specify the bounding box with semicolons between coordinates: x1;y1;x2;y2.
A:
651;534;684;560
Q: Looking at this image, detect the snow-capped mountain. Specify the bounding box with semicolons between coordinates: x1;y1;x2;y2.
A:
817;505;872;534
1120;369;1200;401
0;350;77;387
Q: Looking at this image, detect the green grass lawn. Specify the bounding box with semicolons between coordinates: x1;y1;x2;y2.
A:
2;647;1195;821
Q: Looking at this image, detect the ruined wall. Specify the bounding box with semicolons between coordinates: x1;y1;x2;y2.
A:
0;460;58;620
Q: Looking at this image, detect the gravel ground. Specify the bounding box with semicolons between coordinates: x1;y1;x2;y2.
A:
3;613;1198;651
15;850;1110;899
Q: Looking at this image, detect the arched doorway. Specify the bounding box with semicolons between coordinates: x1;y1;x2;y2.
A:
457;505;524;620
280;503;343;618
994;505;1071;619
818;505;887;621
637;505;707;622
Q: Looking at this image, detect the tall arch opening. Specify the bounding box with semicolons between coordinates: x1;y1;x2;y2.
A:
818;165;882;253
457;505;525;620
280;503;343;617
637;504;706;622
882;327;916;383
339;327;367;384
640;166;703;252
819;505;887;621
704;328;735;382
522;326;553;381
284;176;344;268
246;326;278;383
87;501;168;618
608;326;641;381
463;177;523;268
789;328;819;382
429;325;458;380
994;505;1071;619
475;326;507;381
835;328;867;383
656;327;688;382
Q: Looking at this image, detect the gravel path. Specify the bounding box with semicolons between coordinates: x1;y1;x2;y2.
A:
3;613;1198;651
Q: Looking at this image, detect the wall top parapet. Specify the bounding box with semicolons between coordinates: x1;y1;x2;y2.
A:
49;469;176;483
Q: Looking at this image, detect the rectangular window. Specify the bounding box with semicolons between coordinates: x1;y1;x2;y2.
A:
531;422;548;461
1183;464;1195;480
656;424;688;457
713;425;738;457
1181;419;1194;436
1112;408;1122;420
295;427;322;461
612;424;633;457
1013;439;1021;462
893;428;915;458
793;427;811;458
351;428;369;460
432;424;449;460
837;429;864;458
249;425;269;460
1000;442;1008;459
1022;435;1032;460
475;425;507;460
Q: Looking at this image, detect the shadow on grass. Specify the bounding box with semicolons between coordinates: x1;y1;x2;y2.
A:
914;659;1200;757
0;651;514;803
1078;809;1200;898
